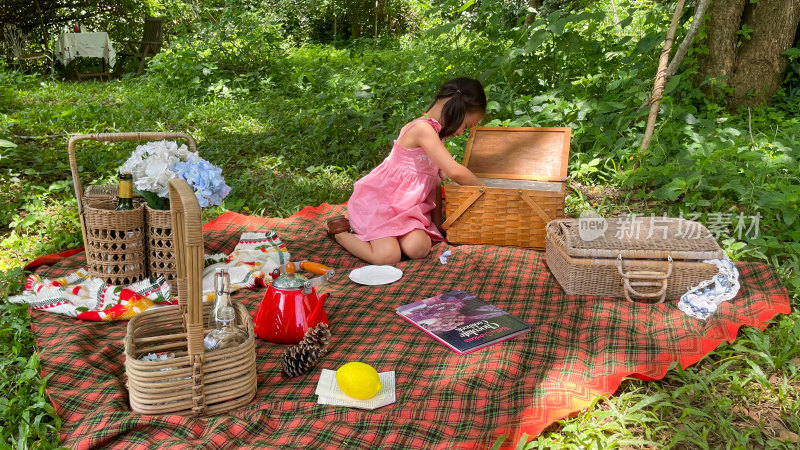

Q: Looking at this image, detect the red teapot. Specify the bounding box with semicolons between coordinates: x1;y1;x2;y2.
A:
253;260;334;344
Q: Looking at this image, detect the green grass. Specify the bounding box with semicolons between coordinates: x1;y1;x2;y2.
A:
1;28;799;448
0;271;62;448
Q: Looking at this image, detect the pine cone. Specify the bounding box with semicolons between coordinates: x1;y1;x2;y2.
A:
300;323;331;357
280;324;332;377
281;344;321;377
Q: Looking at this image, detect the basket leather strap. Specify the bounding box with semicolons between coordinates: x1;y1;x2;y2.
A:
519;191;554;222
442;188;485;230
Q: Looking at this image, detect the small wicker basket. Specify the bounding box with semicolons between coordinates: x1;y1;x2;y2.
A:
124;179;257;416
82;198;148;285
69;132;197;292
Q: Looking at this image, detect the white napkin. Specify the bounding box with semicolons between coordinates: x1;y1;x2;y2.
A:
315;369;396;409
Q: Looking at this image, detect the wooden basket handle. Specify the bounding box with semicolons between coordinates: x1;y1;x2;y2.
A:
169;178;205;359
68;132;197;215
519;190;554;222
442;187;485;230
615;254;673;303
556;220;575;250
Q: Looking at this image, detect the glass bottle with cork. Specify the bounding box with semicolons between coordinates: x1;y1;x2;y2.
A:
204;268;248;351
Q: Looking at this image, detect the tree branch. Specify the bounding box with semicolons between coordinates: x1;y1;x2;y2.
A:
640;0;686;153
666;0;711;79
637;0;710;112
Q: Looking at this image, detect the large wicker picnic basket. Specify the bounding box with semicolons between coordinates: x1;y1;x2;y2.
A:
69;132;198;291
545;217;725;303
442;127;570;248
123;178;257;416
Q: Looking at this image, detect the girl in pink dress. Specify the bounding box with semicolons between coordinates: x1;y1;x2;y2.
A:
327;77;487;265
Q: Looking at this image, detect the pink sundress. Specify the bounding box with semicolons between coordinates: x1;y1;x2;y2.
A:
347;118;444;242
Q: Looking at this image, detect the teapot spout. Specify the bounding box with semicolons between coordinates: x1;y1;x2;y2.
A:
307;292;329;327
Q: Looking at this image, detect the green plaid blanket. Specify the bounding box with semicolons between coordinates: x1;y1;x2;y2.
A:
27;204;791;448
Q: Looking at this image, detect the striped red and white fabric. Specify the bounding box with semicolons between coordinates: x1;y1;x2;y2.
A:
13;230;291;321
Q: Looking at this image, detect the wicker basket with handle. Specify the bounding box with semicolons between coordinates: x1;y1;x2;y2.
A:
545;218;725;303
124;178;257;416
69;132;197;292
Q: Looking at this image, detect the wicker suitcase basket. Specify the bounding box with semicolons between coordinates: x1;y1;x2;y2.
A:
124;179;257;416
545;217;725;302
69;132;197;292
443;127;570;248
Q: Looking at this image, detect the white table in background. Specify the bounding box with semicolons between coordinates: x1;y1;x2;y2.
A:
56;32;117;80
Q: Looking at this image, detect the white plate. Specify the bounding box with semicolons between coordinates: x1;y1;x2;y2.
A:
349;265;403;286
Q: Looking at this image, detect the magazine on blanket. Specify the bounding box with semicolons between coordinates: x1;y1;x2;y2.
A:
396;290;531;354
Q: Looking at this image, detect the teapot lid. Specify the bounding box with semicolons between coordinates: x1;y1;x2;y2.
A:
272;273;308;290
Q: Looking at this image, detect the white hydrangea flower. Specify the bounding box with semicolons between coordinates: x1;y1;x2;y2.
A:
120;140;191;198
119;140;231;207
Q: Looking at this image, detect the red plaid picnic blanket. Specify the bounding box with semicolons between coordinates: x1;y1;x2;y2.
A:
28;204;791;448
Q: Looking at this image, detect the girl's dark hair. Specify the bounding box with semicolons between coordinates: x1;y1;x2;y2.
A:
428;77;487;139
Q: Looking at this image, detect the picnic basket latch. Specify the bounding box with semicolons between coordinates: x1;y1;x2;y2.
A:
615;254;673;303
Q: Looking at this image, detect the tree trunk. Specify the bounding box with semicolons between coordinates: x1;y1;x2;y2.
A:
698;0;800;108
637;0;711;112
729;0;800;107
609;0;620;25
524;0;542;25
697;0;744;81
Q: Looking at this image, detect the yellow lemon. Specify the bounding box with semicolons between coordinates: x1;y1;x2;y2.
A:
336;362;382;400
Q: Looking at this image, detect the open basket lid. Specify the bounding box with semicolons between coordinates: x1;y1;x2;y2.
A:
463;127;570;182
549;218;725;261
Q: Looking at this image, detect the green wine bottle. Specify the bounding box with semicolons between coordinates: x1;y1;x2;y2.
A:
115;172;134;211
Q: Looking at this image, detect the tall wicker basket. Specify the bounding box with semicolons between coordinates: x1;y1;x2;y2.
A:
82;198;148;285
69;132;197;292
145;205;179;294
124;179;257;416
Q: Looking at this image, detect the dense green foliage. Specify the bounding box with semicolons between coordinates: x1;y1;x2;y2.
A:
1;0;799;447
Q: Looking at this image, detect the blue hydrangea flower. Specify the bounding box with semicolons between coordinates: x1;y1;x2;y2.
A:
120;140;231;208
174;159;231;207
